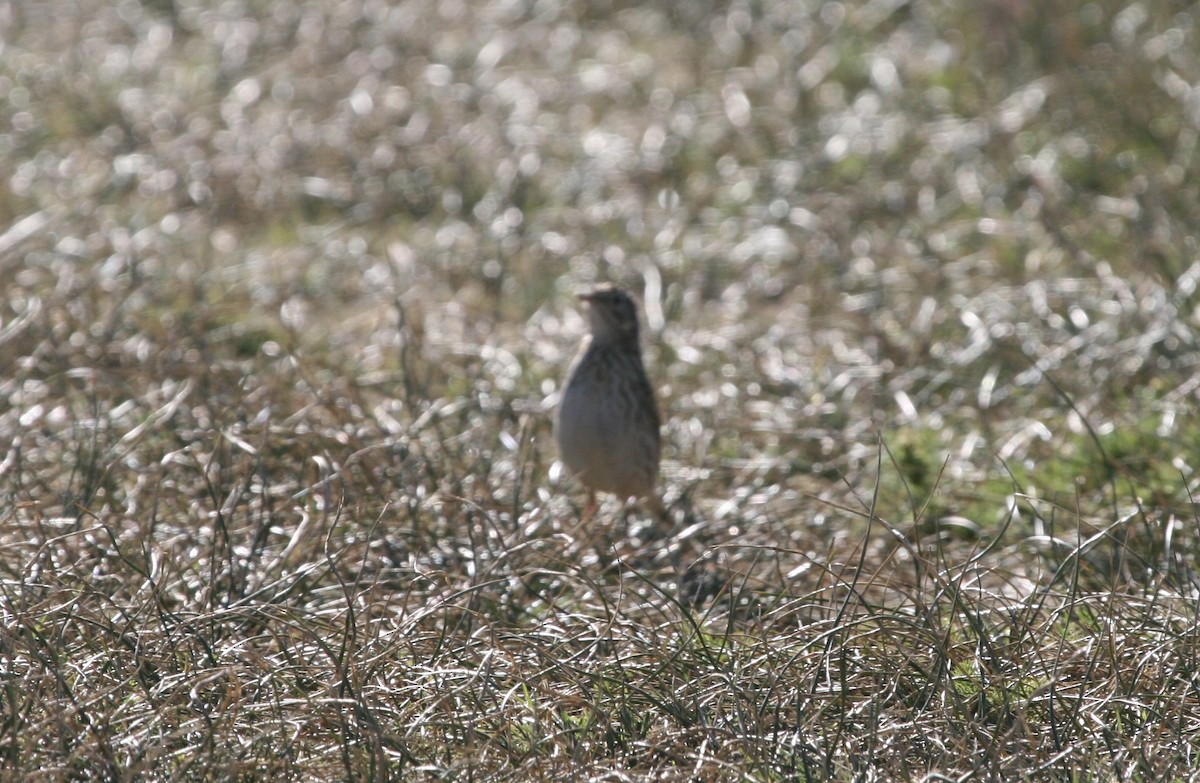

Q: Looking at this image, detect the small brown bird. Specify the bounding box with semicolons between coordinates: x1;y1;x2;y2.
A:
556;285;662;519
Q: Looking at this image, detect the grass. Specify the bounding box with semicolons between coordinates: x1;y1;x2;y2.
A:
4;0;1200;780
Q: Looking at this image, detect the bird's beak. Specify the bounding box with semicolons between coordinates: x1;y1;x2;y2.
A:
577;291;596;303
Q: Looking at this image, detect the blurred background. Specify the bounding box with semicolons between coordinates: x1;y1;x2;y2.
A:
3;0;1198;524
4;1;1200;778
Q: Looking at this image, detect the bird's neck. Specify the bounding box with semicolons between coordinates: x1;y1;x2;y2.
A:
589;332;641;354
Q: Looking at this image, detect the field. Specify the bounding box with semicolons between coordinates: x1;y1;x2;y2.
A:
3;0;1200;780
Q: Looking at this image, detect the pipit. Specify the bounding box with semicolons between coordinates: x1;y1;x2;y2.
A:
556;284;663;519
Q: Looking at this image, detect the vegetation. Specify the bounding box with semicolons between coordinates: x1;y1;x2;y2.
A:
2;0;1200;779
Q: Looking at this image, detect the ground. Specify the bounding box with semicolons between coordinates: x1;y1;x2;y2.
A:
2;1;1200;780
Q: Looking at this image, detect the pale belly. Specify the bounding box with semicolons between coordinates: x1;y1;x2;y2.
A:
556;383;658;498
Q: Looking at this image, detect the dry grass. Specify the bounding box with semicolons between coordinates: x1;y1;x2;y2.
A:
3;0;1200;780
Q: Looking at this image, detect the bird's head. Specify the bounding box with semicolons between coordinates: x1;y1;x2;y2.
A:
579;285;640;345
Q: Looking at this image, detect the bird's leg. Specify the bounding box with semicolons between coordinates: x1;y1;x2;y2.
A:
582;488;598;523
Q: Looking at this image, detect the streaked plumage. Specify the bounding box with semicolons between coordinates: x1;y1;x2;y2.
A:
556;285;661;516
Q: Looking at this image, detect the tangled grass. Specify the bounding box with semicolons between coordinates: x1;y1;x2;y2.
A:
3;0;1200;780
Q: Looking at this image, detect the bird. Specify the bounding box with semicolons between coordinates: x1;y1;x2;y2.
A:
555;284;663;521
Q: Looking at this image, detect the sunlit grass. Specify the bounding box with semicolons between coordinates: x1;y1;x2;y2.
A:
3;0;1200;780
